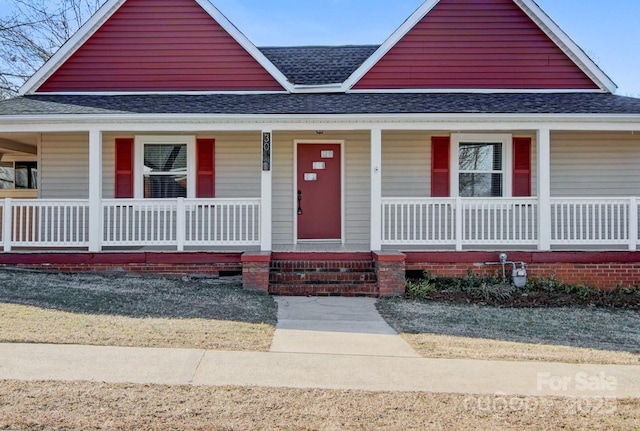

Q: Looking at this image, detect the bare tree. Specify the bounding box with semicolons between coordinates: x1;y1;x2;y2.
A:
0;0;105;99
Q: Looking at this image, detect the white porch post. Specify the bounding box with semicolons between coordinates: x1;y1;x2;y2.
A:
2;198;12;252
537;127;551;251
88;129;103;252
260;130;272;251
629;197;638;251
370;128;382;250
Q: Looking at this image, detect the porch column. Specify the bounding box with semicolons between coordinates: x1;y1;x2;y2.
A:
88;129;103;252
537;128;551;251
370;128;382;250
260;130;272;251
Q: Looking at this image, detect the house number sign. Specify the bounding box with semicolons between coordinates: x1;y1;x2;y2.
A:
262;132;271;171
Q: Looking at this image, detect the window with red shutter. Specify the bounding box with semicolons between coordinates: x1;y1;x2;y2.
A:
114;138;134;198
431;136;450;197
196;138;215;198
512;137;532;197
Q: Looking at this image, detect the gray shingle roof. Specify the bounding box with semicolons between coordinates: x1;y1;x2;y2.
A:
1;93;640;117
259;45;379;85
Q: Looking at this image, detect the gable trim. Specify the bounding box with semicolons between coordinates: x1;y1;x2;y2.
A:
19;0;293;95
343;0;617;93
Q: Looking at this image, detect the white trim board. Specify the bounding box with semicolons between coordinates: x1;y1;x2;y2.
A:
20;0;294;95
342;0;617;94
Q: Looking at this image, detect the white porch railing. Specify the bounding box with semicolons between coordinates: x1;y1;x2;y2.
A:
1;198;261;251
382;197;639;250
0;199;90;249
550;198;634;246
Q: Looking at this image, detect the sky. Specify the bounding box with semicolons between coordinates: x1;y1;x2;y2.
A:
212;0;640;96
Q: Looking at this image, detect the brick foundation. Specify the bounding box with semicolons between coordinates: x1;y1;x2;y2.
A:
405;251;640;289
241;252;271;292
373;251;406;297
0;252;242;276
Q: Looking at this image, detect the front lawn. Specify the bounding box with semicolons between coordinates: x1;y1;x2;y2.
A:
0;269;277;351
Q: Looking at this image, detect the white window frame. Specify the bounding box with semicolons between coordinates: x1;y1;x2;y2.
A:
451;133;512;198
134;135;196;199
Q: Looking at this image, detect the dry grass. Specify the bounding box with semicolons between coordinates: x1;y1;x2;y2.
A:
378;298;640;365
0;270;277;351
402;333;640;365
0;303;273;351
1;381;638;430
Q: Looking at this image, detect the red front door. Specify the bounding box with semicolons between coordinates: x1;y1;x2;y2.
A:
297;143;342;240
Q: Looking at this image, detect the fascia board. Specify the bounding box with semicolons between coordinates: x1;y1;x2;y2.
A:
19;0;125;96
516;0;618;94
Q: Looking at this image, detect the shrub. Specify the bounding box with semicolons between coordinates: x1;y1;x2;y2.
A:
406;279;436;300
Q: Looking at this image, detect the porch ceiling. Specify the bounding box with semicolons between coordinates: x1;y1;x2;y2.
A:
2;93;640;117
0;134;37;157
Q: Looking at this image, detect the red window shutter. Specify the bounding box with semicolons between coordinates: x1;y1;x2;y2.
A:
431;136;450;197
196;138;215;198
114;138;134;198
512;137;532;197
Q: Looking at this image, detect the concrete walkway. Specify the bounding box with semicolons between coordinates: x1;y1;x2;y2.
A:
0;297;639;398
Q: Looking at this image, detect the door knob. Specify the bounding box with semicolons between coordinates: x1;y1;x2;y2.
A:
297;190;303;215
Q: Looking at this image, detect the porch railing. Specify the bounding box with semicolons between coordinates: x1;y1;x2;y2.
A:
1;199;90;248
382;197;640;250
550;198;633;245
1;198;261;251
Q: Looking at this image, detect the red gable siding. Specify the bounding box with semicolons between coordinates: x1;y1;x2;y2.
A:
354;0;599;90
37;0;283;92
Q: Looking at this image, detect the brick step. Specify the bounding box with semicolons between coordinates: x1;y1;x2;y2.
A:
270;272;377;284
270;260;375;272
269;283;379;297
269;260;376;285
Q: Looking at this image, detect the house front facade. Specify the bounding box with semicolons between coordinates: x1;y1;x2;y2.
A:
1;0;640;295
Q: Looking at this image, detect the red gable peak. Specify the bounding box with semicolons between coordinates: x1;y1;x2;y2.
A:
35;0;286;93
352;0;601;91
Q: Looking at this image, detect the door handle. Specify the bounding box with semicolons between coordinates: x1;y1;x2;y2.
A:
297;190;303;215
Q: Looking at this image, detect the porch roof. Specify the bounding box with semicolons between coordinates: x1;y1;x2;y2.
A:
2;93;640;117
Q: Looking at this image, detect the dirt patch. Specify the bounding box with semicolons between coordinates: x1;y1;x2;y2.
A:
377;298;640;365
1;381;638;430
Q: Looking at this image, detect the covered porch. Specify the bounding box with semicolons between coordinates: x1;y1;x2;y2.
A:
1;122;640;254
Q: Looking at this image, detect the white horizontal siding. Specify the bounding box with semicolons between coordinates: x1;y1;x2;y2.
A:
382;131;432;197
551;132;640;197
40;132;89;199
213;132;261;198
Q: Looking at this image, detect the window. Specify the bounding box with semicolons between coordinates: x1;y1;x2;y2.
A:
0;161;38;190
134;136;196;199
143;144;188;198
451;134;512;198
458;143;503;197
